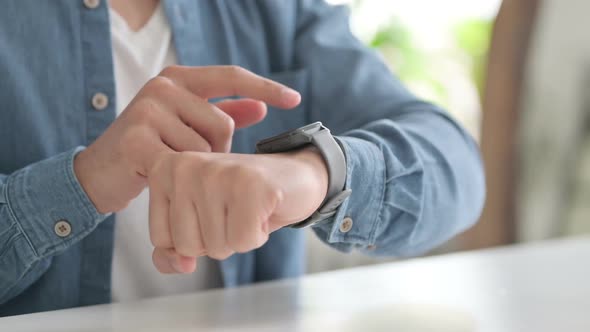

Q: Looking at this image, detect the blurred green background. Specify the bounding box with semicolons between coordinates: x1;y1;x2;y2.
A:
368;17;492;104
329;0;500;138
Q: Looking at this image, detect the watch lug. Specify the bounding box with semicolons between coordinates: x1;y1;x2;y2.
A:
291;189;352;228
319;189;352;214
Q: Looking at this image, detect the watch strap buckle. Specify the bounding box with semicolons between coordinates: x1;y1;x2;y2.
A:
290;189;352;228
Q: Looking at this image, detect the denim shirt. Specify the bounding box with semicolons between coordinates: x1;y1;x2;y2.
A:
0;0;485;316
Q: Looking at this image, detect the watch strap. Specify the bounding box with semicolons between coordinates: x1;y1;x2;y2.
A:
310;129;347;203
289;127;350;228
256;122;351;228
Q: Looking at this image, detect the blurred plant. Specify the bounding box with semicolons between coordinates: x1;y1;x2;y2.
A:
453;19;493;100
347;0;495;137
368;20;448;104
360;10;493;107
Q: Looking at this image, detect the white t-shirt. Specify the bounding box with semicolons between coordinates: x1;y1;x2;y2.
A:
109;4;222;302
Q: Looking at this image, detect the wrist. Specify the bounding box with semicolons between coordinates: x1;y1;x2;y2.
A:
290;146;329;202
74;148;121;214
74;148;106;213
254;123;349;228
261;147;329;224
74;147;143;214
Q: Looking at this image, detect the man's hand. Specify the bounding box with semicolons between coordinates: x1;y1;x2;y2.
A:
147;148;329;274
74;66;301;214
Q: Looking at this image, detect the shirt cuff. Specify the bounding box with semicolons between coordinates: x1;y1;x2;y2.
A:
4;147;110;259
312;136;385;253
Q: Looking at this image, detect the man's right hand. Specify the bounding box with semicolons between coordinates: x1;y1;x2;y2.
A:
74;65;301;214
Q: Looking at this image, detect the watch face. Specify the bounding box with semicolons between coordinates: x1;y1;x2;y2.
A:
298;121;324;134
256;122;323;153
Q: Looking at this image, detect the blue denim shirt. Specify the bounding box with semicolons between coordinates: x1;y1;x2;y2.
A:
0;0;485;316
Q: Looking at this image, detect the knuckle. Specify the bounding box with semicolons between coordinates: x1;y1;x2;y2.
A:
143;76;175;96
221;113;235;134
229;168;252;192
227;228;248;253
209;249;233;261
223;165;249;186
226;65;247;79
175;243;199;258
150;232;171;249
215;113;235;141
244;166;267;184
269;187;284;204
264;78;274;88
229;236;256;254
129;98;161;125
254;231;269;250
172;155;193;184
231;244;251;254
197;140;212;153
172;153;207;190
159;65;182;78
200;159;220;179
219;163;238;177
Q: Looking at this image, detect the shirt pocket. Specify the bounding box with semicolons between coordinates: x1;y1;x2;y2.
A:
260;68;309;136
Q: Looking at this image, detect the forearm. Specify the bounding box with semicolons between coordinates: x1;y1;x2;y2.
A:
314;104;485;257
0;148;108;304
292;0;485;256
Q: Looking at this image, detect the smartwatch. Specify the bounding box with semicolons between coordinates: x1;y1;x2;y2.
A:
256;122;352;228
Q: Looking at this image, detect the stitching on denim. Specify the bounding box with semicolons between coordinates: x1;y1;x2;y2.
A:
406;160;431;247
367;142;387;245
5;170;40;259
0;232;24;261
65;150;98;224
0;181;6;205
0;221;17;243
0;243;46;303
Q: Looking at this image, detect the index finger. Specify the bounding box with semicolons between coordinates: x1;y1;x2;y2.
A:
160;65;301;109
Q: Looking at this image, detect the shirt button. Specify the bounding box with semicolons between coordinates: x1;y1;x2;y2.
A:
54;220;72;238
83;0;100;9
339;217;353;233
91;92;109;111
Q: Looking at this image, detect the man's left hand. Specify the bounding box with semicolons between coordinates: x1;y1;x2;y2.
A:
146;148;329;274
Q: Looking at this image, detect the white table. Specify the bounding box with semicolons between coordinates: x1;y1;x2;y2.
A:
2;237;590;332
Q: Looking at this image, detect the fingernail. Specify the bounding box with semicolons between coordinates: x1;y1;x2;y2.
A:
170;258;185;274
281;88;301;104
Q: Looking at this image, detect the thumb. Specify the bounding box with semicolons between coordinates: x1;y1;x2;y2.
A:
152;247;197;274
214;99;268;129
